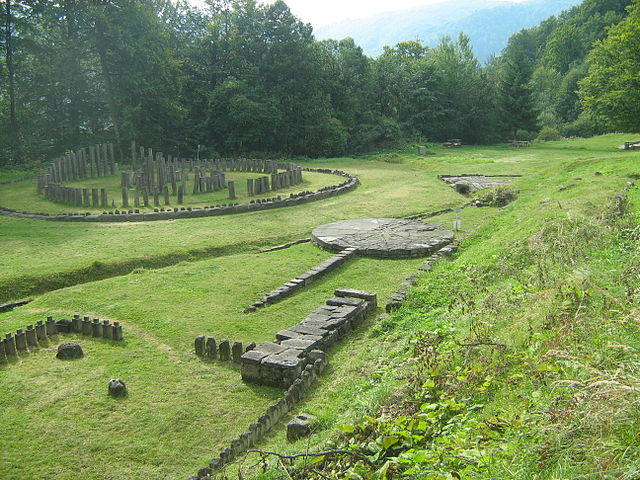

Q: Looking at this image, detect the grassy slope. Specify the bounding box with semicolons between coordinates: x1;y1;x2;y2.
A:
0;246;424;480
243;136;640;479
1;135;639;480
0;139;618;302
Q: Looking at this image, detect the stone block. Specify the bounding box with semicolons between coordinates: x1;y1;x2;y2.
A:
72;314;82;333
26;325;38;349
102;320;113;340
91;319;102;337
334;289;377;307
326;296;364;308
218;340;231;361
279;338;321;352
35;321;47;342
81;317;92;336
205;337;217;359
232;341;243;363
195;336;206;356
4;333;17;356
15;329;27;352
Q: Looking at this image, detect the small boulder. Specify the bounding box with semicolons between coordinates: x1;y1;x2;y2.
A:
56;343;83;360
108;379;127;397
287;413;317;442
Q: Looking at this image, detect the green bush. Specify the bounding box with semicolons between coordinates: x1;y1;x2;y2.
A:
515;129;535;141
536;126;562;141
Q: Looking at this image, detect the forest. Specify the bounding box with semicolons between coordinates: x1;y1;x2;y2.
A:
0;0;638;166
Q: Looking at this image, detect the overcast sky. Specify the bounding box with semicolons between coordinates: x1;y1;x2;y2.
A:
189;0;528;26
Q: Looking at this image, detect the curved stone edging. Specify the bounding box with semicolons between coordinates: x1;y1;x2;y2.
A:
0;169;359;223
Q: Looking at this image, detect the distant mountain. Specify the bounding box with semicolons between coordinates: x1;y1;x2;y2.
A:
314;0;582;62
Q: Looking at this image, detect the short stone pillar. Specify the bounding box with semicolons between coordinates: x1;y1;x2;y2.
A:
91;318;102;338
177;185;184;204
113;322;123;341
46;316;57;336
232;341;243;363
26;325;38;349
4;333;17;356
228;181;236;200
0;341;6;363
247;178;254;196
81;316;92;336
15;329;28;352
102;320;113;340
205;337;217;359
100;188;108;208
163;186;170;206
35;321;47;342
219;340;231;361
72;314;82;333
195;336;205;356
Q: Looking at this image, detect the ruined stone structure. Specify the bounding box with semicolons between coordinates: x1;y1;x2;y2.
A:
0;315;124;365
311;218;454;258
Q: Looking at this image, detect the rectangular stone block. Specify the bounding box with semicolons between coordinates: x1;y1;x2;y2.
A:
81;317;92;336
102;320;113;340
35;321;47;342
15;329;27;352
326;296;364;308
26;326;38;349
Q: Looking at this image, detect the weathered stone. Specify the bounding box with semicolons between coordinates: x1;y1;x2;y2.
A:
15;329;27;352
4;333;17;356
287;413;317;441
219;340;231;361
205;337;217;359
56;343;83;360
26;325;38;349
232;341;243;363
108;378;127;397
56;318;73;334
311;218;454;259
35;321;47;342
195;336;206;356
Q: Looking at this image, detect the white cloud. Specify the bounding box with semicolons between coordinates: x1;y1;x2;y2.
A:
188;0;527;27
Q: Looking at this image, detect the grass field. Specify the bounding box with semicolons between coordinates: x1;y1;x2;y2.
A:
1;135;640;480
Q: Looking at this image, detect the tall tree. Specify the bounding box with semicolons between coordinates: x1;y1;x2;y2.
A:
579;1;640;132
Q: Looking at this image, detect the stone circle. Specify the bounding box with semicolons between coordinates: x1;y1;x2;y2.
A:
311;218;454;258
56;343;84;360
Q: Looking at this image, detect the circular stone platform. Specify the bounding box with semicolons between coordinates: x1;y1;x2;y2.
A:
311;218;454;258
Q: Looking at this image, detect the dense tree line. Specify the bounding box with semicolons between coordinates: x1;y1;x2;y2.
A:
0;0;637;167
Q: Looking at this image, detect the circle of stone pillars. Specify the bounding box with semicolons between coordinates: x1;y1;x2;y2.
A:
311;218;455;258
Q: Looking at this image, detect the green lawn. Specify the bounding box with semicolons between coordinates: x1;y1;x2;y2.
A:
1;135;640;480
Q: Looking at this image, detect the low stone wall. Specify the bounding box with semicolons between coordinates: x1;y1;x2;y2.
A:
386;244;457;312
244;247;357;312
0;169;359;223
191;289;377;478
191;351;329;479
0;299;32;313
0;315;124;364
241;289;377;388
